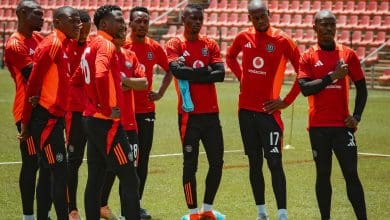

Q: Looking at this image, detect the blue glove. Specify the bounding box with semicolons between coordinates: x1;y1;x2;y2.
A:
178;79;194;112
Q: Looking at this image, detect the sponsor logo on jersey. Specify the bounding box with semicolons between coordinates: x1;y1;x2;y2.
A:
193;60;205;68
201;48;209;56
266;43;275;53
125;61;133;69
147;51;153;60
252;56;264;69
244;42;252;48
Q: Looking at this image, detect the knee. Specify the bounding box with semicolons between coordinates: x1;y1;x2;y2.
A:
183;161;198;176
267;157;283;171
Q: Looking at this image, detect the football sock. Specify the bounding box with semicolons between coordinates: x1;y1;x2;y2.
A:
190;208;198;214
257;204;268;215
202;203;212;211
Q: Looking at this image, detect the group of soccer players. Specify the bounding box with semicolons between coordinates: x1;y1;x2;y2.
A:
5;0;368;219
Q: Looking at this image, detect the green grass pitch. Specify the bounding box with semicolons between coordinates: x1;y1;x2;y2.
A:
0;69;389;219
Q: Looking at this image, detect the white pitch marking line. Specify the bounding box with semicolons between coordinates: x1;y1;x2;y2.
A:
0;150;388;166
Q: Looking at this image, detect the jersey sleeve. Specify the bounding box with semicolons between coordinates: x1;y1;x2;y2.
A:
155;44;170;72
208;39;223;64
5;39;33;71
165;38;182;63
283;36;301;74
226;34;243;80
347;50;365;82
298;51;313;79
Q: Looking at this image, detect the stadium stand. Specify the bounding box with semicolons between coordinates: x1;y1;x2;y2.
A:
0;0;388;85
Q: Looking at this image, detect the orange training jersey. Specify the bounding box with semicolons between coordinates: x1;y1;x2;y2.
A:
298;44;365;128
81;31;123;120
117;47;145;131
226;27;301;113
4;32;43;123
124;35;169;113
165;35;222;114
22;29;71;124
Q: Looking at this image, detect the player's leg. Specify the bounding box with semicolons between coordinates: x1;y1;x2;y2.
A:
99;170;117;219
179;113;201;214
260;113;286;219
309;127;333;220
36;162;52;220
135;112;155;200
239;109;267;218
41;118;68;220
332;128;367;220
107;125;140;220
16;122;39;217
83;117;109;220
65;111;87;213
200;113;224;211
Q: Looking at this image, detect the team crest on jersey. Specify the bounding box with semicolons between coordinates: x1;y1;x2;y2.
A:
125;61;133;69
266;43;275;53
193;60;205;68
147;51;154;60
201;48;209;56
56;153;64;162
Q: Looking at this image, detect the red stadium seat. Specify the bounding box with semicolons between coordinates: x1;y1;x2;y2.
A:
289;0;300;12
382;16;390;30
220;27;228;40
158;0;170;11
220;41;228;57
293;29;304;42
298;44;306;53
217;13;228;27
343;1;355;15
218;0;227;12
351;31;362;45
358;15;371;30
278;14;291;28
355;47;365;60
365;1;378;15
360;31;374;46
366;47;379;64
227;0;238;12
373;31;386;46
176;26;184;35
322;1;332;11
301;30;315;44
300;1;311;14
162;25;177;39
284;28;292;38
149;0;160;12
226;27;238;41
333;1;344;14
237;0;248;13
290;14;302;28
302;14;313;28
337;15;347;27
276;0;289;14
227;13;238;27
206;13;218;26
345;15;358;29
378;1;389;15
354;1;366;14
199;26;207;36
268;0;278;11
208;26;218;39
311;1;321;13
337;30;350;45
238;13;250;27
205;0;217;13
270;14;280;26
368;15;382;30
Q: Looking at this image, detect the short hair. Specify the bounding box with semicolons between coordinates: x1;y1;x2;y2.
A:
53;6;74;21
130;6;149;22
16;0;39;18
78;10;91;23
184;3;204;12
93;5;122;28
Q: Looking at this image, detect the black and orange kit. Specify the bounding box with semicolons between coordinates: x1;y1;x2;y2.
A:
81;31;140;220
21;29;72;220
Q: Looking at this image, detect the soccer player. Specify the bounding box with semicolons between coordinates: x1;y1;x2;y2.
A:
19;6;81;220
65;9;91;220
165;4;225;220
225;0;301;219
4;1;51;219
81;5;140;220
298;10;367;220
124;6;172;219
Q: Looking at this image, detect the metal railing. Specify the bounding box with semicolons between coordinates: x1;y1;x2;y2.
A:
149;0;188;26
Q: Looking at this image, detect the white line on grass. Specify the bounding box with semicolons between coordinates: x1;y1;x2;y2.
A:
0;150;389;166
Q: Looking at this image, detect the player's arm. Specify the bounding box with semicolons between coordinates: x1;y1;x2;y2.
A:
169;61;211;80
226;36;243;80
21;64;33;82
188;62;225;83
149;47;173;101
121;55;147;91
95;45;114;117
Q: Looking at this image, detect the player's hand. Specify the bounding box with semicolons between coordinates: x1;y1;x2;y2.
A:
148;91;162;101
110;107;120;119
17;123;30;141
28;96;39;108
331;60;348;81
345;115;359;128
263;98;288;114
121;83;131;91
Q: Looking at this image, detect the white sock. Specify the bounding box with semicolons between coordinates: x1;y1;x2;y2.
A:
22;215;35;220
189;208;198;214
202;203;213;211
257;204;268;215
278;209;287;217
